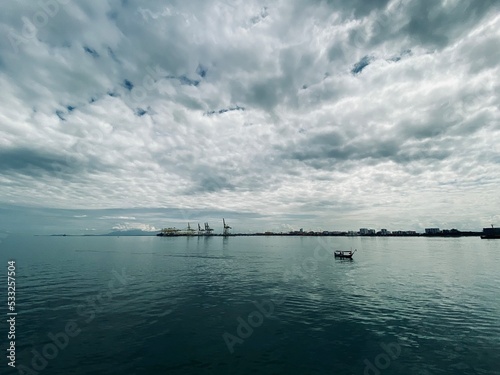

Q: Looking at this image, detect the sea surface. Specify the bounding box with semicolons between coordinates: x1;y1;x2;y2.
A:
1;235;499;374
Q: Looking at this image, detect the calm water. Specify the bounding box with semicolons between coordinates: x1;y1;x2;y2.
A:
1;235;499;374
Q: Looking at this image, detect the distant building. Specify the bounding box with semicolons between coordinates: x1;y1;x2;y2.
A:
360;228;375;235
482;226;500;234
425;228;440;234
482;226;500;238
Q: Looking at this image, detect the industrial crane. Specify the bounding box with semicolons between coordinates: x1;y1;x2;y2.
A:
223;218;231;236
204;222;214;235
186;223;196;236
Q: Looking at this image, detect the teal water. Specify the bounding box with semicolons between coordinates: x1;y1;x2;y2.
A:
1;235;499;374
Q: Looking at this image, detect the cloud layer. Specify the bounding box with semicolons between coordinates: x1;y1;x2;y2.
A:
1;0;499;233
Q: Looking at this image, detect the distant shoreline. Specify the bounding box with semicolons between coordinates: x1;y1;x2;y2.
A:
42;232;485;238
157;232;484;238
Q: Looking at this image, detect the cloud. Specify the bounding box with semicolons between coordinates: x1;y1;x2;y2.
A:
0;0;499;233
99;216;137;220
0;147;85;177
351;55;374;75
111;222;158;232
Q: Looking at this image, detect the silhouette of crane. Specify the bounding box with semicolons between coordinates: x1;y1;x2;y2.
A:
204;222;213;236
223;218;231;236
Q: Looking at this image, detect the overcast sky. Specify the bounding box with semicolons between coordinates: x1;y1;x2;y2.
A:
0;0;499;234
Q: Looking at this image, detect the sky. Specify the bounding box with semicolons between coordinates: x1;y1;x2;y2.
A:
0;0;499;234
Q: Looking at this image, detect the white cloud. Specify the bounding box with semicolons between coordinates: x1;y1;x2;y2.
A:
100;216;137;220
111;222;158;232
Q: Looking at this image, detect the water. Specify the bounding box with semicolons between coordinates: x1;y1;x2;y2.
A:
1;235;499;374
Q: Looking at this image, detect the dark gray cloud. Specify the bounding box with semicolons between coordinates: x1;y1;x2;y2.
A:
186;172;236;194
325;0;392;18
403;0;499;48
281;132;449;170
0;148;82;177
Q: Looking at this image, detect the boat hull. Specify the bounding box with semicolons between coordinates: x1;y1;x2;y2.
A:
334;250;355;259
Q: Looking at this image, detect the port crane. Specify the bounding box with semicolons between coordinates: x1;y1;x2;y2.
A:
223;218;231;236
204;222;214;235
186;223;196;236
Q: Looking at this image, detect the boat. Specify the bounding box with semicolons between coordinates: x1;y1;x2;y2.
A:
481;225;500;239
334;249;356;259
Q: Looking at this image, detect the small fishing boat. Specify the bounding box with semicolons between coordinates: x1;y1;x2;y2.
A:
334;249;356;259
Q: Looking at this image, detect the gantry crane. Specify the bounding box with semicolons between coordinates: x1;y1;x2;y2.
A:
223;218;231;236
204;222;214;236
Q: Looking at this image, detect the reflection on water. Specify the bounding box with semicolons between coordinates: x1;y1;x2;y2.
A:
0;235;499;374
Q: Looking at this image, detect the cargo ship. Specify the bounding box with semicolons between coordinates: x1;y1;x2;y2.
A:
481;225;500;239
